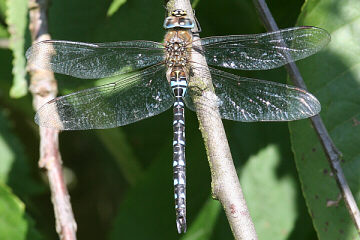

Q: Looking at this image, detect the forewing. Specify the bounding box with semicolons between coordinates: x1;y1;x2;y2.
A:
26;40;165;79
184;67;321;122
35;64;174;130
197;27;330;70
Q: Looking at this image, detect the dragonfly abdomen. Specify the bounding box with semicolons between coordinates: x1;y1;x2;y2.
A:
170;68;187;233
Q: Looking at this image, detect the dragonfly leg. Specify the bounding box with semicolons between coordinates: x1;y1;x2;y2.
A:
191;9;202;34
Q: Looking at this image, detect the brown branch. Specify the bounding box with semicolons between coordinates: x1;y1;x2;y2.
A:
165;1;258;239
0;38;10;48
27;0;77;239
252;0;360;234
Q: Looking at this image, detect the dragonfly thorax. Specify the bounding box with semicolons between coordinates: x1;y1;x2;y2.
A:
164;31;192;68
166;41;186;53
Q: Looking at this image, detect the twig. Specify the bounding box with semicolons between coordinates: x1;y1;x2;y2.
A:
252;0;360;234
27;0;77;239
165;1;258;239
0;38;10;48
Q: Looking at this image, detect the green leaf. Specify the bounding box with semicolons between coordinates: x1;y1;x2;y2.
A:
5;0;28;98
181;198;221;240
96;128;143;186
0;0;6;20
0;29;9;38
0;109;42;197
290;0;360;239
0;111;15;183
0;183;42;240
0;0;8;39
109;145;179;239
107;0;127;17
240;145;298;240
192;0;201;9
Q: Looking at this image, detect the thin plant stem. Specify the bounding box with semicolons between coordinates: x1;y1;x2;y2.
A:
27;0;77;239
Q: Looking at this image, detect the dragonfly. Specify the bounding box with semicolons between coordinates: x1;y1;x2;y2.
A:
26;9;330;233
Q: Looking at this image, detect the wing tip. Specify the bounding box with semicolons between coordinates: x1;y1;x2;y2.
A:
293;90;321;120
307;91;322;116
301;26;331;48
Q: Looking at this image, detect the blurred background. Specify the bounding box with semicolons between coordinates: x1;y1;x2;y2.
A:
1;0;359;239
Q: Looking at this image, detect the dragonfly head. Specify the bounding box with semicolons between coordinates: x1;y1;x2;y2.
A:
172;9;187;17
163;9;194;30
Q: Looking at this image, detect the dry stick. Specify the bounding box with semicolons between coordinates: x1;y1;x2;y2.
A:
165;1;258;239
0;38;10;48
252;0;360;234
27;0;77;239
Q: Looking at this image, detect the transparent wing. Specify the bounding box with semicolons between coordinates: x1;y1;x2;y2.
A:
184;67;320;121
35;64;174;130
196;27;330;70
26;40;165;79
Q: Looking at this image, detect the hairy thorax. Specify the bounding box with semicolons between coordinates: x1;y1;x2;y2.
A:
164;30;193;69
